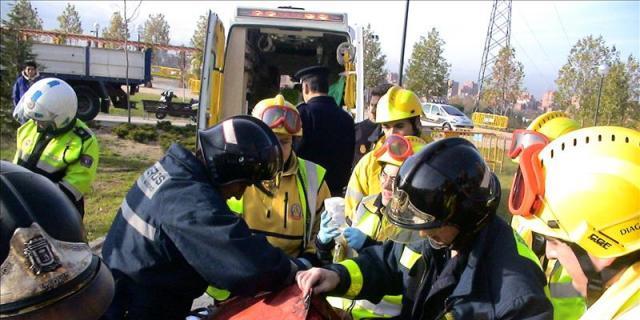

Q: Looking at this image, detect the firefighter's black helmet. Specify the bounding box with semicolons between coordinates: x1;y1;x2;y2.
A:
197;115;284;186
0;161;114;319
386;138;501;234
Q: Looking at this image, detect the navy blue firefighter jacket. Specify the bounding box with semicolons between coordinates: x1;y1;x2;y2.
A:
102;144;294;318
326;216;554;320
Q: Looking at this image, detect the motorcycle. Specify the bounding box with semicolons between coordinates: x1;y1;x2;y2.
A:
143;90;198;122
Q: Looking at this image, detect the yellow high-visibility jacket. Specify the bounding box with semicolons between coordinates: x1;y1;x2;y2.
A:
14;119;99;206
228;152;331;259
581;260;640;320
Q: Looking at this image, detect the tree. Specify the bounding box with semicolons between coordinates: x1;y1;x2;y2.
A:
1;0;43;135
480;46;524;115
57;3;82;34
102;11;129;48
363;24;387;89
404;27;450;100
554;35;637;127
189;14;207;78
143;13;170;64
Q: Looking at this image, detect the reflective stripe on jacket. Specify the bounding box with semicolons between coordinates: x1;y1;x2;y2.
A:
14;119;99;201
326;216;553;319
581;260;640;320
547;261;586;320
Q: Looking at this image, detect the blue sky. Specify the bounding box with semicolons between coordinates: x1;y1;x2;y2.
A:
3;1;638;98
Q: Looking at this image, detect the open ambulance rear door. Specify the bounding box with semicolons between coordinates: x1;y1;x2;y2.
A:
197;11;226;131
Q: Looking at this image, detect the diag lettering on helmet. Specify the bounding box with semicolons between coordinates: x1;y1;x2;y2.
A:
137;162;170;199
620;223;640;235
588;233;612;249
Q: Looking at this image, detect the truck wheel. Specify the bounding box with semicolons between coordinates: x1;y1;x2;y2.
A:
443;123;452;131
74;86;101;121
155;112;167;119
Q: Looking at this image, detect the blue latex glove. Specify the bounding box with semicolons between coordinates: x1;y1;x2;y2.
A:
343;227;368;251
318;211;341;244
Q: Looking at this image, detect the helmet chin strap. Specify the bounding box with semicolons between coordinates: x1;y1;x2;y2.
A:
569;243;640;306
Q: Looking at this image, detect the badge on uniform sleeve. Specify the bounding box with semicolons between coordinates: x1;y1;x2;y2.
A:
290;204;302;220
79;155;93;168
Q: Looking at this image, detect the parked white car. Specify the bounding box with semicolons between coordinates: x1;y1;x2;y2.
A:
421;103;474;130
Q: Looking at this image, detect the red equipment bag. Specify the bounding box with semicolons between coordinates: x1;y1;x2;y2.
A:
211;284;340;320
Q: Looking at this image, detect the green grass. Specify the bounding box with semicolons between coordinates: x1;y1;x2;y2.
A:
84;143;155;241
1;136;16;161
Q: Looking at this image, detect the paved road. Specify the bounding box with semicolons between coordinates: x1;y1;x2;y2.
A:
95;114;192;127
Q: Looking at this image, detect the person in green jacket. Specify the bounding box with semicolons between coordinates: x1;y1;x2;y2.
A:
13;77;99;217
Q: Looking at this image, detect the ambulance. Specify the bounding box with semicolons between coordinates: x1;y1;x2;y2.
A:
196;6;366;130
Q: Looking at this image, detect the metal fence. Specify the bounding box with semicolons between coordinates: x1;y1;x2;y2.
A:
429;129;509;173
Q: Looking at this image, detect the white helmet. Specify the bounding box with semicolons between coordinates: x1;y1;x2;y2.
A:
19;78;78;131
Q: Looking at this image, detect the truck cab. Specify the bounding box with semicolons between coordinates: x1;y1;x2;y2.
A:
197;6;365;130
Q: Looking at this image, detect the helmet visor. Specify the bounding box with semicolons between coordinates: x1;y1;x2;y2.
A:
509;129;549;159
261;106;302;135
384;189;440;230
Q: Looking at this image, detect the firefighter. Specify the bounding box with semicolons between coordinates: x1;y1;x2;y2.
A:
205;95;332;302
508;111;586;320
297;138;553;319
0;161;114;320
508;126;640;319
294;65;355;197
325;134;427;319
101;116;299;320
345;85;433;220
13;77;99;217
352;83;393;169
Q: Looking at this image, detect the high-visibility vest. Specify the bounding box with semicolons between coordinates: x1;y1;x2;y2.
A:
581;260;640;320
207;157;327;301
328;195;404;319
14;119;99;202
546;261;586;320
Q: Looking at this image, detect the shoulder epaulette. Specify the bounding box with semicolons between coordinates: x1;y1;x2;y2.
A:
73;125;93;141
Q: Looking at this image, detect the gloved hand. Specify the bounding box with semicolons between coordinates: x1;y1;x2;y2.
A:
318;211;341;244
343;227;368;251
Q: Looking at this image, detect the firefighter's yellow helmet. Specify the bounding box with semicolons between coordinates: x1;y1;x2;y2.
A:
527;111;580;141
375;86;423;123
519;126;640;259
252;94;302;137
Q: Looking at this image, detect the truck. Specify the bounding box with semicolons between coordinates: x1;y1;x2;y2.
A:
196;6;365;131
31;42;152;121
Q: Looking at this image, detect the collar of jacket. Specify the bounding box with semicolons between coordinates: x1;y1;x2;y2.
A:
367;124;382;144
282;151;299;177
447;215;497;298
306;95;337;106
166;143;209;180
22;70;40;82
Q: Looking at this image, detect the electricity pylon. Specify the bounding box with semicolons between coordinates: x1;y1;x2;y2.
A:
475;0;512;112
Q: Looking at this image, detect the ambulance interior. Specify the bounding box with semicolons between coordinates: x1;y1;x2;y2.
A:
221;26;351;117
